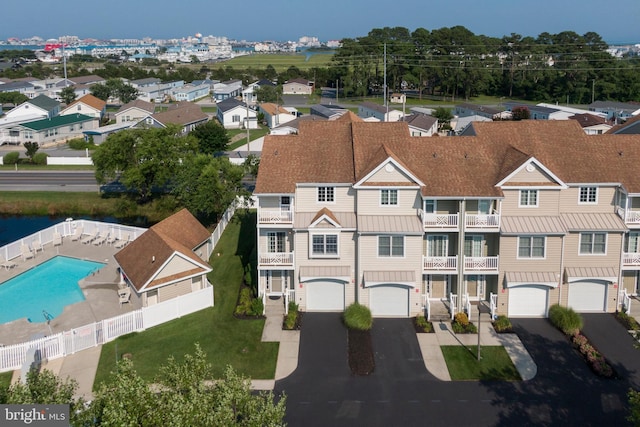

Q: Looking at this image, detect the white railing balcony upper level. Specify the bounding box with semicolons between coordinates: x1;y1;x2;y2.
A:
258;210;293;224
463;256;499;272
259;252;294;267
465;211;500;229
622;252;640;268
423;256;458;272
418;210;459;229
617;207;640;226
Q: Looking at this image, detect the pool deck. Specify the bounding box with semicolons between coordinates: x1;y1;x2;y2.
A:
0;237;142;346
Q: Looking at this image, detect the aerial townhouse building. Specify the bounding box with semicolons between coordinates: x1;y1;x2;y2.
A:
254;114;640;319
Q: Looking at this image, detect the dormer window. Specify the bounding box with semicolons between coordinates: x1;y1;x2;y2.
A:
579;187;597;204
317;186;334;203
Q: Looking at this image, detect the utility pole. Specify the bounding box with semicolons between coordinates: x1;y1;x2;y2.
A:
246;102;251;156
592;79;596;104
383;43;388;121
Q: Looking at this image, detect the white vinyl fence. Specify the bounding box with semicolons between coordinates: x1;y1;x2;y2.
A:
0;286;213;373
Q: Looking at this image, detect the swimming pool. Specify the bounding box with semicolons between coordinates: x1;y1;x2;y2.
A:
0;256;105;324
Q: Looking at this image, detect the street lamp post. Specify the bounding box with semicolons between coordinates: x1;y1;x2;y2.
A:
477;302;482;361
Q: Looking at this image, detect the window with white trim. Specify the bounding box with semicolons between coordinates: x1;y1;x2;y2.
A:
311;234;338;257
380;189;398;206
579;187;597;204
378;235;404;257
424;199;436;213
518;236;546;258
519;189;538;207
267;232;285;253
317;186;334;202
580;232;606;255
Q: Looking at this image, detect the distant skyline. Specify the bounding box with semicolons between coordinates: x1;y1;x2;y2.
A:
3;0;639;44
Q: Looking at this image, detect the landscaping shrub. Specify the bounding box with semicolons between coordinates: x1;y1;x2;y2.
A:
617;311;640;331
343;303;373;331
249;297;264;317
415;314;433;333
283;302;300;330
32;152;48;165
68;137;96;151
452;312;477;334
548;304;583;336
493;315;513;333
234;287;262;318
2;151;20;165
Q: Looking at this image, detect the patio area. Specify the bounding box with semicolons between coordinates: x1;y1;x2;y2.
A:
0;236;142;346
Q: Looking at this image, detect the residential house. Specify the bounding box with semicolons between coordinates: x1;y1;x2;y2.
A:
254;117;640;319
134;102;208;134
129;77;162;89
452;115;492;135
213;79;243;102
243;79;276;105
589;101;640;122
82;122;133;144
136;80;185;103
390;93;406;104
216;98;257;129
170;83;210;102
270;115;328;135
568;113;612;135
503;102;567;120
60;94;106;120
115;99;155;124
259;103;296;128
607;115;640;135
358;101;404;122
114;209;213;307
68;75;105;86
14;114;98;145
310;104;347;121
3;94;60;120
0;80;34;96
454;103;502;120
282;78;314;95
404;113;438;137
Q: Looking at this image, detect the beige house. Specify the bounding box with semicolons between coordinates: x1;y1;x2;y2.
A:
60;94;106;120
115;99;156;124
114;209;213;307
255;116;640;318
282;78;314;95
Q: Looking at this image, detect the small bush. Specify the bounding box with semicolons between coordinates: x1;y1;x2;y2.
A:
493;315;512;333
452;311;476;333
343;303;373;331
2;151;20;165
32;152;48;165
283;302;299;330
617;311;640;331
415;315;433;333
249;297;264;316
454;312;470;327
548;304;583;336
68;137;96;151
234;287;260;317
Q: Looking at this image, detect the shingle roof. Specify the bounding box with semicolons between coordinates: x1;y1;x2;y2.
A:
404;113;437;131
569;113;607;128
66;94;106;111
20;113;93;131
607;115;640;135
114;209;212;292
216;98;246;113
152;102;207;126
69;75;105;85
117;99;155;115
28;94;60;112
255;119;640;198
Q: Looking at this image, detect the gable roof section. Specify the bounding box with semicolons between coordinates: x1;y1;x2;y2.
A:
310;207;341;227
217;97;246;113
607;115;640;135
114;209;212;292
117;99;155;115
28;94;60;112
151;103;207;126
260;103;294;116
405;113;437;131
496;156;567;188
66;94;106;111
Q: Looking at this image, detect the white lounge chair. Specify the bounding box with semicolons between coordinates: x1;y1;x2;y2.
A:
106;233;117;245
118;287;131;306
0;256;17;270
81;231;99;245
93;233;108;246
53;232;62;247
32;240;44;253
114;233;130;249
21;244;34;261
70;226;84;241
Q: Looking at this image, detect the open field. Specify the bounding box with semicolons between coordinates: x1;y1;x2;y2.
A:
211;52;333;72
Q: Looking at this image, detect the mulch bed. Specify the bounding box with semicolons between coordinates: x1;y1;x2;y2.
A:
282;311;304;330
348;329;375;375
413;318;435;333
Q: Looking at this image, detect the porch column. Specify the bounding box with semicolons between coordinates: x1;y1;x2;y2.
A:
457;199;466;314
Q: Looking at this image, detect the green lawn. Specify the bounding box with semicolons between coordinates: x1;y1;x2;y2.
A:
93;211;278;387
212;53;333;72
441;346;521;381
227;126;270;150
0;371;12;391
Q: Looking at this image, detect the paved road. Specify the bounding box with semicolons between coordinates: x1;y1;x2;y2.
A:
0;171;99;192
277;314;629;427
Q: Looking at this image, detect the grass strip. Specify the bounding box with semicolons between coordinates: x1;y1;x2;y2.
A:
441;345;521;381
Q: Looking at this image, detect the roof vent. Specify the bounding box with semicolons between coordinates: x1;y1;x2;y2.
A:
619;151;624;156
432;152;437;158
152;256;155;263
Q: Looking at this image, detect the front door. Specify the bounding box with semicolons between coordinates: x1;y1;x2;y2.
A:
268;231;285;253
467;274;485;300
269;271;286;294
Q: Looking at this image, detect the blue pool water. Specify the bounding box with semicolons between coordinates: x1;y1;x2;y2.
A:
0;256;105;324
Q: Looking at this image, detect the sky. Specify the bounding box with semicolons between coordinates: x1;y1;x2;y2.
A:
3;0;639;44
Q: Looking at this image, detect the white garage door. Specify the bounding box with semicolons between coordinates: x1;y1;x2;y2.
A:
568;280;607;312
306;280;345;311
369;285;409;317
508;285;549;317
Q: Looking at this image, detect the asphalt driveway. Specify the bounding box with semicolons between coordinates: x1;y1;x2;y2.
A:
276;315;629;427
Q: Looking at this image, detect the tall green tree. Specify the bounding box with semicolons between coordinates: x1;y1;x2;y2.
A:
191;120;230;154
60;86;77;105
255;85;281;103
0;91;28;105
23;141;39;163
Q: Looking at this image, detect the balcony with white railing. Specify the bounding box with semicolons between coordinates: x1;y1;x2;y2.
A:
419;210;459;231
258;252;294;267
464;212;500;230
423;255;458;273
258;210;294;225
622;252;640;269
617;207;640;227
463;256;499;273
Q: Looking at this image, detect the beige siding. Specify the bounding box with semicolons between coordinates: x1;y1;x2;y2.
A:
622;271;638;294
294;231;356;268
559;187;617;214
295;186;355;213
366;163;416;183
157;279;192;302
498;235;563;273
356;188;420;215
258;230;293;253
500;189;561;216
507;164;557;184
562;232;623;268
358;234;423;273
259;196;282;209
155;256;196;280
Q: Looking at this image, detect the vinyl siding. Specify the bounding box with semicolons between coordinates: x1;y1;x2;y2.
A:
358;234;424;273
501;189;561;216
157;279;192;302
366;163;416;183
562;232;623;268
559;187;617;214
155;256;195;280
294;231;356;268
498;235;563;273
356;188;420;215
295;186;355;213
507;164;557;184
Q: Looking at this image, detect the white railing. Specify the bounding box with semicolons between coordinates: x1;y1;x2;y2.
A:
490;292;498;320
424;293;431;321
423;256;458;271
0;286;214;373
623;252;640;267
463;293;471;316
622;289;632;316
419;210;459;228
618;207;640;225
0;219;147;264
259;252;294;266
464;256;499;271
449;293;458;320
258;209;293;224
465;213;500;228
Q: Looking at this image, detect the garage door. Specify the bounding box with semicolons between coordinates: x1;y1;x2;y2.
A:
508;285;549;317
306;280;345;311
369;285;409;317
568;280;607;312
